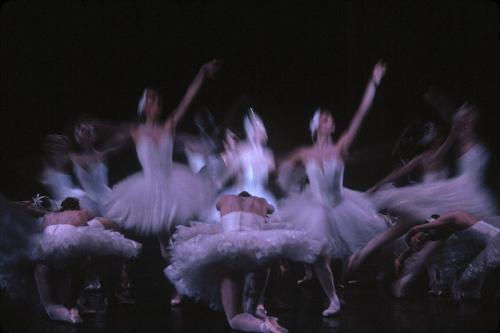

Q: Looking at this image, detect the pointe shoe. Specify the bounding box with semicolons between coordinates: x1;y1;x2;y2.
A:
170;294;182;306
267;317;288;333
255;304;268;319
68;308;82;324
297;274;313;287
260;317;288;333
322;296;341;317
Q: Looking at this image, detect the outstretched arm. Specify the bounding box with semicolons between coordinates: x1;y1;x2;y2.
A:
165;59;222;133
337;61;386;158
367;154;423;193
405;211;478;244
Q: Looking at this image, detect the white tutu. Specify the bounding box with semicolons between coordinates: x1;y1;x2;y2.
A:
275;158;389;259
165;212;322;309
34;219;142;263
276;187;390;259
103;133;216;235
370;145;497;222
426;222;493;296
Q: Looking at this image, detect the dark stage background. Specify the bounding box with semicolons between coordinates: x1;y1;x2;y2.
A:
0;1;498;200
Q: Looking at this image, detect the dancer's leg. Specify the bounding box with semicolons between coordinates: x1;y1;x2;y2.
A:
345;220;417;279
34;264;81;324
392;241;443;298
244;267;270;318
221;273;286;332
313;256;340;316
159;233;182;305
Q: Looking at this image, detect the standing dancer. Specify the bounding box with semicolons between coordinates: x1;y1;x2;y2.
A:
103;60;221;305
223;110;277;206
276;61;388;315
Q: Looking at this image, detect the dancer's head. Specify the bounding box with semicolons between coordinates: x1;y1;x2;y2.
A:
138;88;162;122
59;197;81;211
310;108;335;141
74;122;97;149
238;191;252;198
43;134;72;168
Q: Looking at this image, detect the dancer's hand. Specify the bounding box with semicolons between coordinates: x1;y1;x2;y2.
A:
201;59;223;79
371;61;386;86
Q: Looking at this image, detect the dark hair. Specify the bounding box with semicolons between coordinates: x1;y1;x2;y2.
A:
238;191;252;198
60;197;80;211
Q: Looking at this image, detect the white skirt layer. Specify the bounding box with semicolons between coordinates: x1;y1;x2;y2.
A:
370;174;498;223
165;222;322;310
34;221;142;263
104;163;216;235
275;188;390;259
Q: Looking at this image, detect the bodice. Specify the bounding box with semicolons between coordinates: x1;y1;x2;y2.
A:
235;145;274;190
136;132;173;178
305;157;344;204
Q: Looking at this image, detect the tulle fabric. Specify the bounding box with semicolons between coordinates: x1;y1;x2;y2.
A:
370;144;498;223
165;213;322;310
426;220;500;298
40;168;101;214
103;132;216;235
275;187;390;259
369;173;497;223
34;220;142;263
0;195;42;290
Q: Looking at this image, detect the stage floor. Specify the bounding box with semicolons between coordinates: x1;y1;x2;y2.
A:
1;240;499;333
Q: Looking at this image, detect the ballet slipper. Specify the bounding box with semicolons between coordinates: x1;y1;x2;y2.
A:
322;295;341;317
260;317;288;333
267;317;288;333
170;294;182;306
296;273;313;286
255;303;268;319
68;308;82;324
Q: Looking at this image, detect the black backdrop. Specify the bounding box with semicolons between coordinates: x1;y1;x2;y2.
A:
0;1;498;200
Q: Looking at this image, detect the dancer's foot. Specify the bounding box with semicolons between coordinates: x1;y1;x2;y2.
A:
170;294;182;306
322;295;341;317
260;317;288;333
297;274;313;287
68;308;82;324
255;303;268;319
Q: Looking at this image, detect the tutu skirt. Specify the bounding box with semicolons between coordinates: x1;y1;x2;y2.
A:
370;174;498;223
275;188;390;259
165;217;322;309
104;163;216;235
34;220;142;264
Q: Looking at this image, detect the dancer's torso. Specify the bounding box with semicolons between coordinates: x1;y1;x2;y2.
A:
305;156;344;204
220;211;265;232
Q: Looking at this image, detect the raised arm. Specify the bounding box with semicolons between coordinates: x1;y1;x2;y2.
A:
165;59;222;132
367;154;423;193
337;61;386;158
